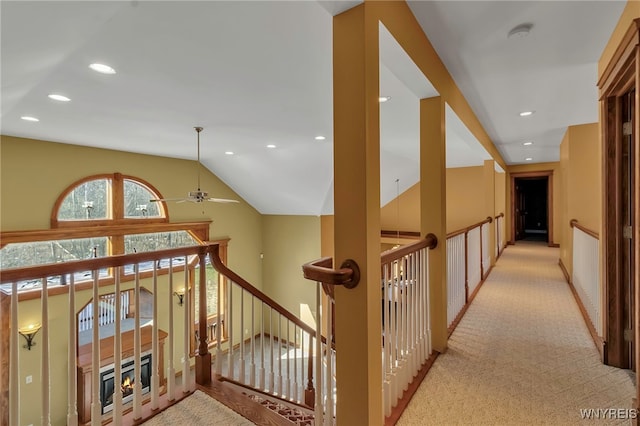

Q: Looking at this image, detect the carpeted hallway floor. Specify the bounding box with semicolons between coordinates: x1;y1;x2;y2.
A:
398;242;636;425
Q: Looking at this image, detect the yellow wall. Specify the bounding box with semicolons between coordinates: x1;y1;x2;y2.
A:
446;166;486;233
379;166;487;236
506;162;561;245
559;123;601;275
380;183;420;232
261;215;321;320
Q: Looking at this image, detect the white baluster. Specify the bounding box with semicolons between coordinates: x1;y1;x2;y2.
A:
113;270;123;424
315;282;323;425
91;272;101;425
151;263;159;409
239;288;245;384
10;281;19;426
67;274;79;426
249;296;256;387
269;307;274;392
133;265;142;419
182;263;190;392
259;302;265;389
168;259;176;401
228;281;234;381
215;267;222;376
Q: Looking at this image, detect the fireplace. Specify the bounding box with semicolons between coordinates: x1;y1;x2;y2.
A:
99;353;152;414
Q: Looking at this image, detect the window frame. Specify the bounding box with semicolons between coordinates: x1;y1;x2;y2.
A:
51;173;169;228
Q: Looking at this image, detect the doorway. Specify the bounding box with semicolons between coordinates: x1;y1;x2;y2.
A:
510;171;554;246
514;177;549;242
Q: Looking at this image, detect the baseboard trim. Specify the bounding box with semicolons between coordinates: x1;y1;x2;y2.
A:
558;259;605;362
558;258;570;284
384;351;439;426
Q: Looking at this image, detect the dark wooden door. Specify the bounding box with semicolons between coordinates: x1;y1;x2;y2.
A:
515;182;526;240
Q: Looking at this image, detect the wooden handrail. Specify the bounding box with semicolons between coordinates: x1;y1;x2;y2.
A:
445;217;492;240
495;212;504;219
380;233;438;265
301;257;360;289
0;244;208;284
570;219;599;239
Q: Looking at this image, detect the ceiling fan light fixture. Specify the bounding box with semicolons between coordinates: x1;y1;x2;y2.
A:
508;23;533;39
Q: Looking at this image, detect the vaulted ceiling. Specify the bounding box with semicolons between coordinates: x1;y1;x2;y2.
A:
0;1;625;215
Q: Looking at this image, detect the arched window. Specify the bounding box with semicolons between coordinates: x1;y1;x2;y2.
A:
52;173;167;227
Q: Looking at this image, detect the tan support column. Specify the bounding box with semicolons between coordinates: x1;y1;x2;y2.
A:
484;160;496;267
333;4;383;425
420;97;447;353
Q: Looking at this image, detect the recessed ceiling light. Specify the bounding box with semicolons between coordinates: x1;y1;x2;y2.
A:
89;63;116;74
48;94;71;102
523;141;533;146
21;116;39;122
508;23;533;39
379;96;391;102
266;144;276;149
519;111;534;117
314;136;326;141
225;151;234;155
525;157;533;161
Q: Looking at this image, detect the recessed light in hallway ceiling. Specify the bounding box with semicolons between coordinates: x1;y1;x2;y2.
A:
21;116;39;122
266;144;276;149
519;111;534;117
379;96;391;102
225;151;234;155
48;94;71;102
523;141;533;146
314;136;326;141
525;157;533;161
89;63;116;74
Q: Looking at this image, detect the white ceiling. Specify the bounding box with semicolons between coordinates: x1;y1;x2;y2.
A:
0;1;625;215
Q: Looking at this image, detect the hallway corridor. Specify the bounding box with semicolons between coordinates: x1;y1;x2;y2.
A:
398;243;636;425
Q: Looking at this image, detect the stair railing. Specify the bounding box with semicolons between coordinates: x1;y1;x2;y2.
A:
301;257;360;426
209;245;332;412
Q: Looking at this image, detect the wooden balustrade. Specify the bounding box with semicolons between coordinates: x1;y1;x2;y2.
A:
446;218;494;335
209;245;324;411
2;243;217;425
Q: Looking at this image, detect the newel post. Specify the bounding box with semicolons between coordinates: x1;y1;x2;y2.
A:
195;248;211;385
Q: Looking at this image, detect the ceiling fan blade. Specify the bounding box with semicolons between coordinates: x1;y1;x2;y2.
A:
207;198;239;204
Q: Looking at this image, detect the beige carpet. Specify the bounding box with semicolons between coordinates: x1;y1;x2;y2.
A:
398;243;636;425
140;390;255;426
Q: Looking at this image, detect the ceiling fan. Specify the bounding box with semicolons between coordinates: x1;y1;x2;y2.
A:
150;127;239;204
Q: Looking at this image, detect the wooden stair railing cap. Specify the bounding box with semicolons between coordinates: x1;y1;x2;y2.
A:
302;257;360;289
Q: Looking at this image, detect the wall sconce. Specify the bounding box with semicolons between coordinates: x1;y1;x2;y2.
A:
18;323;42;350
173;288;186;306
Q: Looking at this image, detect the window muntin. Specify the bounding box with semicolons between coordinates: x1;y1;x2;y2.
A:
58;178;110;221
123;179;162;218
